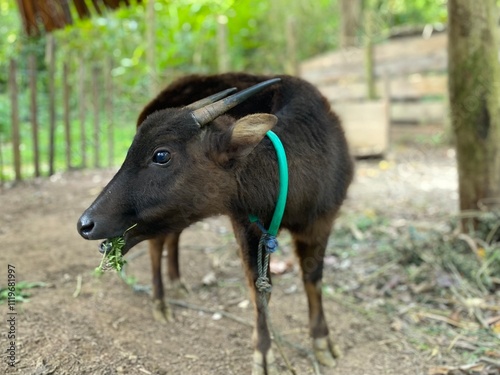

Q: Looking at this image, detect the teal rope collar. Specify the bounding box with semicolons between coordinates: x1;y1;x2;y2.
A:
248;129;288;252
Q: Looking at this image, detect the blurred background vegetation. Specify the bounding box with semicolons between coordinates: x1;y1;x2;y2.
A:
0;0;447;180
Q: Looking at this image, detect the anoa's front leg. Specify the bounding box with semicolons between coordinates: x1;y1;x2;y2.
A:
232;219;280;375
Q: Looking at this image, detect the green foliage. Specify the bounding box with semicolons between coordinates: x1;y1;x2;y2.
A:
53;0;343;80
94;236;127;275
0;0;22;77
382;0;448;25
0;281;47;303
363;0;447;41
94;224;137;275
0;0;451;182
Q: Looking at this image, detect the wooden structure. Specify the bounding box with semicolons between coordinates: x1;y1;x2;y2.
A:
16;0;141;36
300;31;448;156
0;0;137;182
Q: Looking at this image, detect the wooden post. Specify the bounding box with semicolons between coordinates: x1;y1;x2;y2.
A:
363;9;377;100
28;53;40;177
79;64;87;168
105;59;114;167
383;72;391;153
63;62;72;170
0;134;4;186
47;34;56;176
285;16;298;76
9;59;21;182
217;15;229;73
92;65;100;168
340;0;362;48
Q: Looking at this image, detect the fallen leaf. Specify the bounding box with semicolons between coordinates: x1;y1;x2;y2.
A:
284;284;298;294
379;160;393;170
486;315;500;326
324;255;338;267
237;299;250;309
211;312;222;321
484;349;500;358
477;247;486;259
390;318;403;332
202;271;217;286
428;366;450;375
449;310;461;324
430;346;440;357
270;258;293;275
492;322;500;335
464;298;485;308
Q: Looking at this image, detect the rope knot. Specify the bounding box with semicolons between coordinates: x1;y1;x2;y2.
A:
256;276;272;294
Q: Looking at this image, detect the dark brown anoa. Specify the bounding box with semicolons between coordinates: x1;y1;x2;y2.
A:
77;72;353;374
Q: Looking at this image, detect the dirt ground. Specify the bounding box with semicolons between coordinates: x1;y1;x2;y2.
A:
1;137;464;374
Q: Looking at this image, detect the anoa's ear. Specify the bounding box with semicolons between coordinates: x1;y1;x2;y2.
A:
228;114;278;158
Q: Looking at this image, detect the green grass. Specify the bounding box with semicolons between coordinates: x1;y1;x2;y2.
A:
0;281;47;303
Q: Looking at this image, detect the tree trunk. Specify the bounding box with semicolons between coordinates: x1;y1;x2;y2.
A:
339;0;361;48
448;0;500;213
146;0;157;96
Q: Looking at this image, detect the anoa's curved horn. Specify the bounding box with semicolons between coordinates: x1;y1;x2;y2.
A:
184;87;238;110
191;78;281;127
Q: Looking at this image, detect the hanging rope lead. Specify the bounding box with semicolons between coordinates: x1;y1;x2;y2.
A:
249;129;288;299
248;129;296;374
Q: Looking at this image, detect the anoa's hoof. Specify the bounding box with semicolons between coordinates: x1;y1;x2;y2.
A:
152;299;174;323
313;336;341;367
251;349;280;375
169;279;190;299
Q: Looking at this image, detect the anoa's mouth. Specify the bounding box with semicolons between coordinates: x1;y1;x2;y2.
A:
98;238;137;256
97;224;142;256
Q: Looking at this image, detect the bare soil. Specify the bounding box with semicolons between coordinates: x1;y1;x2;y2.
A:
1;142;463;375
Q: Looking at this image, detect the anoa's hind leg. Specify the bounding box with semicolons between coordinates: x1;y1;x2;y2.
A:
292;214;341;367
148;236;172;322
165;231;189;298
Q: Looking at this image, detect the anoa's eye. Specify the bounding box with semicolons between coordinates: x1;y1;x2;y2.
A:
152;150;172;165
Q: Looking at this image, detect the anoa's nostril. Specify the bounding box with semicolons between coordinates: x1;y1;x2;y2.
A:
77;215;95;239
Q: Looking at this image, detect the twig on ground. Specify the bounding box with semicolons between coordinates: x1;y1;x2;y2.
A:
167;298;323;375
72;274;82;298
358;260;398;285
167;298;253;328
273;334;322;375
457;233;482;262
415;310;479;330
485;222;500;244
446;334;462;352
479;357;500;367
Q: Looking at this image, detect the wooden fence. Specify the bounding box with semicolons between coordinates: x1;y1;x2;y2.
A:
1;51;123;184
2;30;449;180
300;31;449;156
